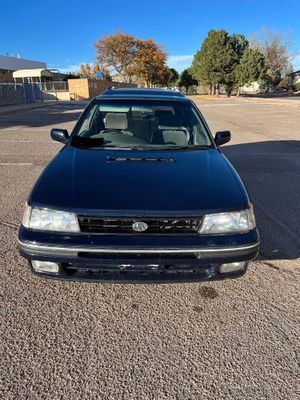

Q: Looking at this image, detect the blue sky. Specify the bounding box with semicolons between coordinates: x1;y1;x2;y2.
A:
1;0;300;72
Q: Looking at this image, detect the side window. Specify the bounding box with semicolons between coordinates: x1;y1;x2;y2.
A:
77;105;98;136
189;107;210;145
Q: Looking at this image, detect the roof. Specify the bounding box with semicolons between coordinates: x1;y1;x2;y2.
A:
287;70;300;76
98;87;187;101
12;69;53;78
0;55;46;71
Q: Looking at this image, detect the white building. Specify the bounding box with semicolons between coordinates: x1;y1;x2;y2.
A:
240;81;261;94
0;55;46;82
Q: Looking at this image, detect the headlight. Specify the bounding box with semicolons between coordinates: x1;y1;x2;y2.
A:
22;204;79;232
200;206;256;234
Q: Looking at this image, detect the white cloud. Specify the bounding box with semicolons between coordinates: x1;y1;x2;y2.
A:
167;55;194;72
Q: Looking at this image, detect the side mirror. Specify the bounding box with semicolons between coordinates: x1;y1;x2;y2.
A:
214;130;231;146
51;128;69;144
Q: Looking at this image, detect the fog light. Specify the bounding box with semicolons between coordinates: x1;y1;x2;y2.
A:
219;261;246;274
31;260;59;274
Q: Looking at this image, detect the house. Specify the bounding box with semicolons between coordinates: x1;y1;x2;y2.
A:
240;81;261;94
0;54;46;82
289;70;300;84
12;69;53;84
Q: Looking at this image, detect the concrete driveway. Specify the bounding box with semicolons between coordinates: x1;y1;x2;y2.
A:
0;100;299;400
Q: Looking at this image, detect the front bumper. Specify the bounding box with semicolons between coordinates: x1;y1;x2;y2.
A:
18;227;259;283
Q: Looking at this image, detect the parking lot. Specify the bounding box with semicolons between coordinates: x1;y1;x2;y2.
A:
1;99;299;399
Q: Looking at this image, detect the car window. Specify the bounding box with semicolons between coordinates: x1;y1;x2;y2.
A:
74;99;212;149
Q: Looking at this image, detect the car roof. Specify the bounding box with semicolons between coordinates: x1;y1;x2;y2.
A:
97;87;189;102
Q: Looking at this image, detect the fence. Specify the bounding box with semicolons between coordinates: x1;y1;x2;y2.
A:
0;83;43;106
41;81;68;91
41;81;70;101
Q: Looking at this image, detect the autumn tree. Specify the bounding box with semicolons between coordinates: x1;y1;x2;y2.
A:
91;63;101;76
79;63;92;78
134;39;168;87
94;32;168;85
91;63;111;80
79;63;111;80
94;32;139;83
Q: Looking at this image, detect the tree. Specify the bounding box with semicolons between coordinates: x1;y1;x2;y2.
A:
79;63;111;80
91;63;101;77
167;68;179;86
94;32;168;86
151;67;179;87
91;63;111;80
251;29;294;90
134;38;168;87
178;69;198;92
224;34;249;96
79;63;92;78
190;29;237;95
94;32;138;83
235;48;265;96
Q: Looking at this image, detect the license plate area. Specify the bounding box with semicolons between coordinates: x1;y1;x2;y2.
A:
62;263;216;281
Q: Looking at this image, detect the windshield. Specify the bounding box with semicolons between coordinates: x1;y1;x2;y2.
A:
72;99;212;149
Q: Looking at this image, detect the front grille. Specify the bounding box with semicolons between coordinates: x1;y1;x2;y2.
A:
78;217;202;234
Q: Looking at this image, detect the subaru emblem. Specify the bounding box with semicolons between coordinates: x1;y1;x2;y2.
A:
132;221;148;232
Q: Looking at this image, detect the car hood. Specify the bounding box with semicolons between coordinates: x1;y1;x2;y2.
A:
30;146;248;215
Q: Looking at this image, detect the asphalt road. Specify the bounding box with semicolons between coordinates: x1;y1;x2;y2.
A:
0;100;299;400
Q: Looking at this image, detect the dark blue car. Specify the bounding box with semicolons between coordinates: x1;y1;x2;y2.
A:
18;88;259;282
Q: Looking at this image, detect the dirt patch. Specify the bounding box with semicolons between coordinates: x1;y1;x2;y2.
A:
198;286;219;299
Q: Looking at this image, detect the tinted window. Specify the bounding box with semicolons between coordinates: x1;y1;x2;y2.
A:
73;99;212;149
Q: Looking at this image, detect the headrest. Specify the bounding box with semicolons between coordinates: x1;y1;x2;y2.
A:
156;110;178;126
104;113;128;130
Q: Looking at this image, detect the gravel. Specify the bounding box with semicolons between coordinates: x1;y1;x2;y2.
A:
0;100;299;400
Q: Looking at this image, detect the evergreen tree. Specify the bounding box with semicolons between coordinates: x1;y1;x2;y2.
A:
191;29;235;95
178;69;198;92
191;30;253;96
236;48;266;96
224;34;249;96
168;68;179;86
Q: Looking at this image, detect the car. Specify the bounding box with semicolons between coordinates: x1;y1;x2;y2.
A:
18;88;259;282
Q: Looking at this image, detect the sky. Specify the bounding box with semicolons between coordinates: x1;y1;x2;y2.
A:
1;0;300;73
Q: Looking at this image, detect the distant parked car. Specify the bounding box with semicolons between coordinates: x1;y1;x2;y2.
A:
18;88;259;282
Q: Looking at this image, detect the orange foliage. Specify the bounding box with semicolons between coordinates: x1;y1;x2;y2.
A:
94;32;168;86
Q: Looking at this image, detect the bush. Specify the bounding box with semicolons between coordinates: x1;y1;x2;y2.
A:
294;82;300;92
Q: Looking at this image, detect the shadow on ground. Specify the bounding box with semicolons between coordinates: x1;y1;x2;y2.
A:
0;103;86;129
223;140;300;261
